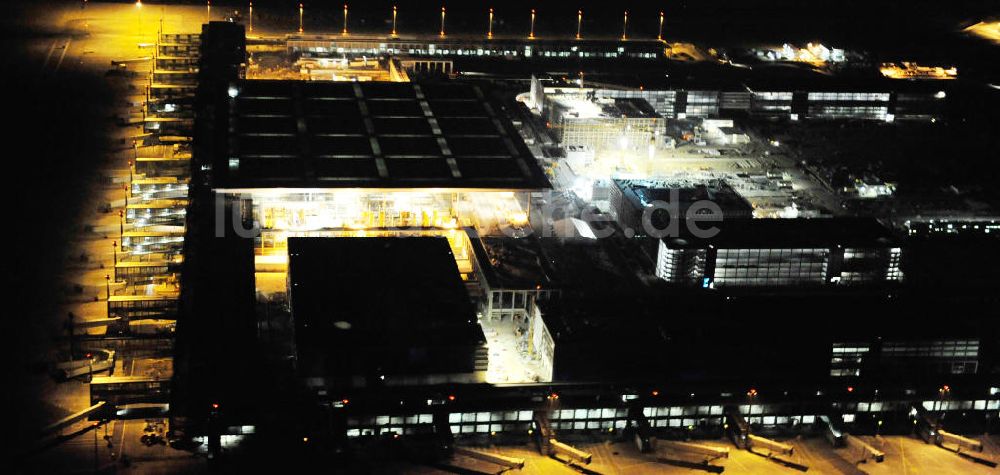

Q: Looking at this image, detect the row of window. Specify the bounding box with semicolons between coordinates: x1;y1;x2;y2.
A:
755;92;794;101
643;406;724;418
807;92;890;102
755;104;793;111
920;400;999;411
342;400;1000;438
348;413;435;427
831;368;861;377
808;106;889;119
882;340;979;358
683;105;718;117
299;46;656;59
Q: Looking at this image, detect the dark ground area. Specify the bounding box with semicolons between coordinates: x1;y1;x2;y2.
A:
1;1;117;440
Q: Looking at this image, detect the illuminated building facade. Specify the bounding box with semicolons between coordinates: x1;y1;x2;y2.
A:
655;218;903;288
563;85;946;122
543;92;665;149
831;339;981;378
805;92;892;121
287;35;665;60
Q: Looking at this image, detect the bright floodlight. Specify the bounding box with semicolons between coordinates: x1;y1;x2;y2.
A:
227;86;239;98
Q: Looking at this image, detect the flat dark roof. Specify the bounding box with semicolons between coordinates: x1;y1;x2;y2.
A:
469;233;551;291
536;237;647;293
535;297;672;382
614;179;753;214
214;80;550;190
288;237;484;379
662;217;898;249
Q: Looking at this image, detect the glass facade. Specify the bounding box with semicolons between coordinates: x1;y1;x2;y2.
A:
714;248;829;287
655;244;706;284
806;92;890;102
558;88;939;122
882;339;980;375
655;235;901;288
830;342;870;377
554;116;664;149
685;90;720;118
807;105;889;120
596;89;678;119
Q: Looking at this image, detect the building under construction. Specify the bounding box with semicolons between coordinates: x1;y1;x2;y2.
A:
543;90;666;149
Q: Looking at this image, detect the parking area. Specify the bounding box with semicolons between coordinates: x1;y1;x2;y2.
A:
398;434;999;474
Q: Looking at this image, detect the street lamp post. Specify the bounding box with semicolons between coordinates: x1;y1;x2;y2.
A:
112;241;118;266
119;210;124;242
576;10;582;40
391;5;398;37
105;274;111;301
440;6;446;37
937;385;950;414
621;10;628;41
529;9;535;39
342;4;348;36
487;8;493;39
440;7;444;38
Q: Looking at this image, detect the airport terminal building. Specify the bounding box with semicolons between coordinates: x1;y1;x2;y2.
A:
161;22;1000;457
